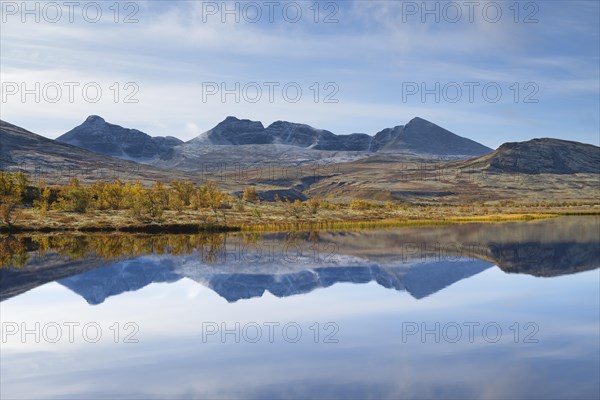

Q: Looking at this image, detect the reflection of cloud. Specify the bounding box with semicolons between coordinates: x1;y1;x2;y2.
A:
3;304;599;399
2;255;599;398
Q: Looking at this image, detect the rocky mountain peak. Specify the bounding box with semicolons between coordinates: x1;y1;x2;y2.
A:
84;115;106;124
378;117;493;156
216;116;264;131
188;116;266;145
56;116;182;160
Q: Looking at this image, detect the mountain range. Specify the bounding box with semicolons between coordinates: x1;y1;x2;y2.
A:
56;256;492;304
56;115;493;164
185;115;493;155
1;116;598;202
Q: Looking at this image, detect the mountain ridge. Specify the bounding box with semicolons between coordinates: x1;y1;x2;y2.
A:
55;115;494;162
57;257;493;304
0;119;193;184
183;115;493;156
57;115;183;161
454;138;600;174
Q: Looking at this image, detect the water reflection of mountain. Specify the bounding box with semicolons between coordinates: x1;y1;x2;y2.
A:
1;217;598;303
58;259;182;305
488;241;599;277
56;257;492;304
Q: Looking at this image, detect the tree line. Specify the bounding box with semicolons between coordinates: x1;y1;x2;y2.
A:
1;171;407;229
1;171;350;228
0;171;237;226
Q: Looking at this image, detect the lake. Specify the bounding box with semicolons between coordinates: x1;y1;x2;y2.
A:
1;217;599;399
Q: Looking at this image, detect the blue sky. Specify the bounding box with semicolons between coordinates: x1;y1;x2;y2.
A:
1;0;598;148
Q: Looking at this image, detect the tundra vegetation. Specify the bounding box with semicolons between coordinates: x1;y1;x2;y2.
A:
0;171;598;233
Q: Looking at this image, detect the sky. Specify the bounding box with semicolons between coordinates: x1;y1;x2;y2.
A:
1;0;599;149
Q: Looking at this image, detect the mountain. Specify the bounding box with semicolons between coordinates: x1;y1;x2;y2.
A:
181;116;492;155
152;116;493;172
188;116;374;151
188;116;267;145
1;118;120;169
263;120;374;151
0;119;192;185
456;138;600;174
374;117;493;156
57;115;182;161
4;118;598;203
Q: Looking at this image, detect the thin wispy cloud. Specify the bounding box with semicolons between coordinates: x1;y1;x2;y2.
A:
1;0;598;147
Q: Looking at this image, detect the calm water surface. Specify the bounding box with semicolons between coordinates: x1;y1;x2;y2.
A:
1;217;599;399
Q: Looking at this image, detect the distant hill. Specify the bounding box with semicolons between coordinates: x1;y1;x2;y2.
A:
0;119;190;184
57;115;182;161
1;118;111;169
456;138;600;174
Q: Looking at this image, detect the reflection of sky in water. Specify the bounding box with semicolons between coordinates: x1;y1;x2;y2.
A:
1;262;599;399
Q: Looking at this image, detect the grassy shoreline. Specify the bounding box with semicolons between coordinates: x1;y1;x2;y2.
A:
2;171;599;234
3;208;598;234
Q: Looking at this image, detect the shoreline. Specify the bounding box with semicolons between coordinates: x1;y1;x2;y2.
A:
3;210;598;234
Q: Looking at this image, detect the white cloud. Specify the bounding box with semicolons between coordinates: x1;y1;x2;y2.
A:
0;0;598;146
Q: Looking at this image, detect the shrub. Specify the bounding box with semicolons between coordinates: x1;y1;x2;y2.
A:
56;178;91;213
127;181;169;222
278;197;305;220
242;186;258;202
318;200;339;210
0;195;21;227
234;199;246;212
349;199;372;210
0;171;29;200
104;180;126;210
170;180;195;210
250;207;262;218
204;181;226;215
33;181;51;215
306;197;320;216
